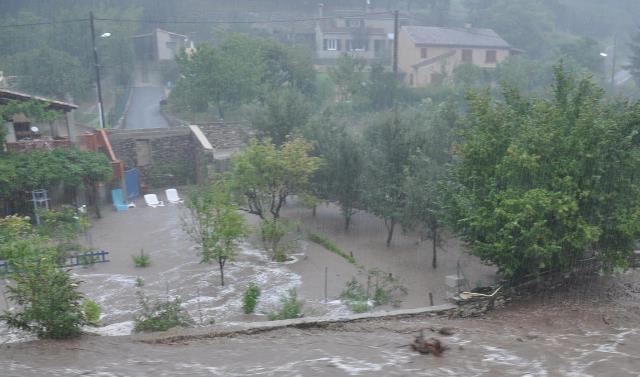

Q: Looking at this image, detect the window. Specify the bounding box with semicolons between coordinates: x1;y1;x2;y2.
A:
346;19;362;28
421;48;428;59
324;39;339;51
462;49;473;62
348;39;367;52
485;50;497;63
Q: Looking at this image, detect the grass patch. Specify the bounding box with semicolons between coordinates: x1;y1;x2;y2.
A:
307;232;356;264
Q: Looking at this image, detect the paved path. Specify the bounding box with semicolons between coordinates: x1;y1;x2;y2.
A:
124;86;169;129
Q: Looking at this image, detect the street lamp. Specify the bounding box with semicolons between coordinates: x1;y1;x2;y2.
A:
90;12;110;129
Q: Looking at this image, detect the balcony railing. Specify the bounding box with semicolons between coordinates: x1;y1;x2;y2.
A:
5;137;70;152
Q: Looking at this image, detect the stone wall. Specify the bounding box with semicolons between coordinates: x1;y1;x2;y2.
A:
107;122;252;189
109;127;198;189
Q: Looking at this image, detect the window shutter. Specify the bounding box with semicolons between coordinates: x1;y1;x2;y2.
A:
323;39;327;50
337;39;342;51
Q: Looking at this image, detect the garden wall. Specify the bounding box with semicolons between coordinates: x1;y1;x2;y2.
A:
107;123;251;189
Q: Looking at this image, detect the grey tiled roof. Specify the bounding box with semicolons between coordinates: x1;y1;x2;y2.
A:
403;26;511;49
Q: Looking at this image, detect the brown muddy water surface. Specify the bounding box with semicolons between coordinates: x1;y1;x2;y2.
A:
2;270;639;376
0;200;639;375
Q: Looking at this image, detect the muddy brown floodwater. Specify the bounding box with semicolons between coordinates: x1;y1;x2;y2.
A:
1;199;639;375
2;270;639;376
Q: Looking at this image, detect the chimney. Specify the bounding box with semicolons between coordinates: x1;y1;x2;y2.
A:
318;3;324;18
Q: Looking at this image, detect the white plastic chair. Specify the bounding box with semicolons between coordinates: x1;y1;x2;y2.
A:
165;188;183;204
144;194;165;208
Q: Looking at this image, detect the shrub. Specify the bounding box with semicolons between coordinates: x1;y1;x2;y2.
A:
261;219;299;262
340;270;408;313
0;252;86;339
269;289;303;320
243;283;261;314
132;249;151;268
133;292;193;333
82;299;101;326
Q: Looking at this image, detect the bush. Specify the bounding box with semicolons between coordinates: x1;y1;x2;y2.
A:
243;283;261;314
269;289;303;320
261;219;299;262
308;232;356;264
340;270;408;313
0;252;86;339
82;299;101;326
132;249;151;268
133;292;193;333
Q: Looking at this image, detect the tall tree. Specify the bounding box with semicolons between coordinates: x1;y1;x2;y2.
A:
229;137;322;220
252;88;311;146
362;111;416;246
448;66;640;280
184;180;248;286
403;102;458;268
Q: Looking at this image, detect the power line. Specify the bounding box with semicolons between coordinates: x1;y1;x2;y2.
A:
0;10;394;29
95;11;394;25
0;19;88;28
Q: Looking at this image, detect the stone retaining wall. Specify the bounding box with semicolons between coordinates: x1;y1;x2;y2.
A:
109;127;198;188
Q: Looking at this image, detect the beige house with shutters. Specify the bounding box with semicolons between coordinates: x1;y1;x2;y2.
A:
398;26;514;87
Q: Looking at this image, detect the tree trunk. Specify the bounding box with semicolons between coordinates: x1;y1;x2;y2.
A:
217;105;225;120
432;230;437;269
312;206;316;217
219;259;225;286
88;181;101;219
344;215;351;231
386;220;395;247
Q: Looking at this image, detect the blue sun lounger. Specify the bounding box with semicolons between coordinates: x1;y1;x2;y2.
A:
111;188;131;212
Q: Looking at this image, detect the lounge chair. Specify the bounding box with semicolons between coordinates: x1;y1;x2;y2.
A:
165;188;184;204
144;194;165;208
111;189;129;212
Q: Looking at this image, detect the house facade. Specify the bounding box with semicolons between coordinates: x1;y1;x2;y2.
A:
315;5;408;65
398;26;513;87
132;28;189;63
1;89;77;152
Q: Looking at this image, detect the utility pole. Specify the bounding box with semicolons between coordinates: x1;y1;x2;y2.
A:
393;10;399;76
90;12;106;129
611;33;618;91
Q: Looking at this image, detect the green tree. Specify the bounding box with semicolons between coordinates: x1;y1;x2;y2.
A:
184;180;248;286
403;102;458;268
362;111;416;246
252;88;312;146
448;66;640;280
2;47;91;100
1;249;86;339
230;137;322;220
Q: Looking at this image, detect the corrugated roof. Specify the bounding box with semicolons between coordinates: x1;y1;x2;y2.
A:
403;26;511;49
0;88;77;111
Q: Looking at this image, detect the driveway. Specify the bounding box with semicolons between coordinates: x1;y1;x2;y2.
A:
124;86;169;129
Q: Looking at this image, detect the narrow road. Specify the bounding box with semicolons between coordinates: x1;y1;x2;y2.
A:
124;86;169;129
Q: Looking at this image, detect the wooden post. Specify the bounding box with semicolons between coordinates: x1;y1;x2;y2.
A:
429;292;434;306
324;266;328;303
